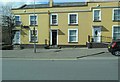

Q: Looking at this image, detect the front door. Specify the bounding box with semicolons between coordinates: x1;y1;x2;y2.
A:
93;27;101;42
13;31;20;44
51;30;57;45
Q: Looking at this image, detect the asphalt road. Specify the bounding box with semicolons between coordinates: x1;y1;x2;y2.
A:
2;55;119;80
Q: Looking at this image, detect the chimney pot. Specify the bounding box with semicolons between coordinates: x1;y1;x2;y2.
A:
49;0;53;7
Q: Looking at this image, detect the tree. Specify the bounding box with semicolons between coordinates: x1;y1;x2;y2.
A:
1;5;15;45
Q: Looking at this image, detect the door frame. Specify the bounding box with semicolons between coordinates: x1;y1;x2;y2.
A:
92;26;101;42
50;29;58;45
13;30;21;44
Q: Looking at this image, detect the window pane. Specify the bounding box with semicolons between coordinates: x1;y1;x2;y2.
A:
51;15;57;24
30;30;37;42
15;16;21;25
52;15;56;19
69;36;76;42
52;19;57;24
113;27;120;40
15;21;21;25
114;9;120;21
94;10;100;21
114;27;118;33
30;15;37;25
69;30;78;42
70;14;77;24
70;30;76;36
30;16;36;20
15;16;20;21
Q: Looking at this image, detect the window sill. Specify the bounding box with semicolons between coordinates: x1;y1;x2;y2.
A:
68;42;78;43
29;25;38;26
68;24;78;26
113;20;120;22
93;20;101;22
29;41;38;43
50;24;58;26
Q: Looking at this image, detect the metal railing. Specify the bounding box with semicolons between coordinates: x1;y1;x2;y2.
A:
88;35;112;43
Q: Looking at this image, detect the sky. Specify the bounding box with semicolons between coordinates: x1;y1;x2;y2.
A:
0;0;86;8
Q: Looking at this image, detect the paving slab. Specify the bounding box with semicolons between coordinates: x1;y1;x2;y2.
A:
1;48;116;59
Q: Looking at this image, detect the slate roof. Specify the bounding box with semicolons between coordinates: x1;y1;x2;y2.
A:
13;2;87;9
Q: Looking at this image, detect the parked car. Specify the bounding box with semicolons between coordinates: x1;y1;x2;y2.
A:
108;39;120;56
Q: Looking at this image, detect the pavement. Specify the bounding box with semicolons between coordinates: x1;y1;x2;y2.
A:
1;48;118;60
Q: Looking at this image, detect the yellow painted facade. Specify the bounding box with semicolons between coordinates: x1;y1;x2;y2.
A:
12;1;120;47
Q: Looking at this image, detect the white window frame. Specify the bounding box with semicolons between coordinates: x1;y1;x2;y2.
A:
68;29;78;42
68;13;78;25
112;8;120;21
29;29;38;42
93;9;101;21
50;14;58;25
15;15;21;25
29;14;38;25
112;25;120;40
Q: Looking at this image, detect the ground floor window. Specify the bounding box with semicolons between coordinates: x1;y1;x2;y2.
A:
113;26;120;40
68;29;78;42
29;30;38;42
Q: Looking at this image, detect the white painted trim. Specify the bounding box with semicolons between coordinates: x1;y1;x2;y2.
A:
68;13;78;24
93;9;101;21
93;26;102;36
19;31;21;44
112;8;120;21
92;26;102;42
15;15;21;25
112;25;120;39
50;13;58;25
13;31;21;44
68;28;78;42
29;14;38;25
50;30;52;45
15;15;21;21
50;29;58;45
37;29;38;42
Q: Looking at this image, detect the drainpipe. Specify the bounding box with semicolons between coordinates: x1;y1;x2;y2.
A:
48;10;50;46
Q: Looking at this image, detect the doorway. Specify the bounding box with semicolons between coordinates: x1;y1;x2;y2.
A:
13;31;20;44
92;26;101;42
51;30;58;45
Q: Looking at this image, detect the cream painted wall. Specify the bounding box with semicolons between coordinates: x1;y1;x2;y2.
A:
12;1;120;45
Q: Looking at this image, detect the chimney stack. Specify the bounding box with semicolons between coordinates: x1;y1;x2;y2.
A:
49;0;53;7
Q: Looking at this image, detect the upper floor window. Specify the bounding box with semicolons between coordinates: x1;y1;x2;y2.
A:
30;15;37;26
50;14;58;25
15;16;21;26
29;29;38;42
68;13;78;25
93;9;101;21
68;29;78;42
113;9;120;21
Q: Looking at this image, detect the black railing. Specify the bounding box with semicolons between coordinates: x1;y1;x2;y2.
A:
88;35;112;43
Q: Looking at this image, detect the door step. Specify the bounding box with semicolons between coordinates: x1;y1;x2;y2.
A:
87;42;109;48
13;44;21;50
44;45;61;49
